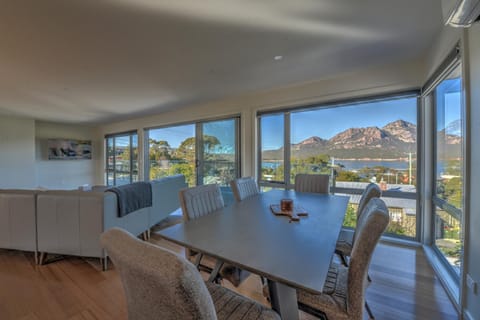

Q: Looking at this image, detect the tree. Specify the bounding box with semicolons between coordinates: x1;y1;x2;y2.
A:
149;139;171;161
337;170;361;182
342;204;357;228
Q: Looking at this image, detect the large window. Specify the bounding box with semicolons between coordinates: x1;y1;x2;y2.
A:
433;63;464;278
145;117;240;204
258;93;419;238
105;131;138;186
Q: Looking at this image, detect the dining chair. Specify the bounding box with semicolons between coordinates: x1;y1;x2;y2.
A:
297;198;390;320
100;227;280;320
179;184;224;280
230;177;259;202
294;173;330;194
335;183;382;265
179;184;247;286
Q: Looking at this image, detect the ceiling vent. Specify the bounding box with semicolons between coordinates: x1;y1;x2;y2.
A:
442;0;480;27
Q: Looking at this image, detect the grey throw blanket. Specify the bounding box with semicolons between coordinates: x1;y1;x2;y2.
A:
107;182;152;217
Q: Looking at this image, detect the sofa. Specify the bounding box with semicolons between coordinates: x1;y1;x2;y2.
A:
0;190;38;262
0;174;187;270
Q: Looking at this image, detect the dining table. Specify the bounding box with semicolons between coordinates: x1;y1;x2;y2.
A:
157;189;349;320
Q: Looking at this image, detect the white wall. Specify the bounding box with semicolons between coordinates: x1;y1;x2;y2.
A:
464;22;480;320
0;116;36;189
35;121;101;189
97;58;425;184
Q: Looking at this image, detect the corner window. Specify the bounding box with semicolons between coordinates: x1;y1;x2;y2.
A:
433;63;464;277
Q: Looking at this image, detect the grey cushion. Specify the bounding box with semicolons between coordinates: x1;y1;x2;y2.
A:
206;282;280;320
298;264;348;317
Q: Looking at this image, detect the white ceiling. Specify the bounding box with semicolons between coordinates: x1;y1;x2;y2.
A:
0;0;442;124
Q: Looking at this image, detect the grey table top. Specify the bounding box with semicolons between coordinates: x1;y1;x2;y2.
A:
158;189;349;294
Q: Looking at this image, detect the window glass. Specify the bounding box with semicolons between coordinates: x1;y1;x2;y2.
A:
148;124;196;186
146;117;240;205
259;95;418;238
105;132;138;186
260;114;284;183
433;63;463;276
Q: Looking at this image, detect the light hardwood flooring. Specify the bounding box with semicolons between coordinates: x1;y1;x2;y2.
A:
0;235;458;320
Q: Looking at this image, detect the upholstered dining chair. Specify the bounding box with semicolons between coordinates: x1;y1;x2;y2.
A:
100;228;280;320
179;184;248;287
297;198;390;320
230;177;260;202
334;183;381;319
335;183;382;266
294;173;330;194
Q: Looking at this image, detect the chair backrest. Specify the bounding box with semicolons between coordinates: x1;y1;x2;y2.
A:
230;177;259;202
179;184;224;221
347;198;389;319
100;228;218;320
356;183;382;221
294;174;330;194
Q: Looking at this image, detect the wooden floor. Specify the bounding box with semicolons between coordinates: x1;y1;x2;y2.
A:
0;236;458;320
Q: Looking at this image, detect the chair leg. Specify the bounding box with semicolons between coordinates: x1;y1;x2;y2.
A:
38;252;47;265
339;253;349;267
365;301;375;319
194;253;203;268
207;260;224;283
100;257;108;271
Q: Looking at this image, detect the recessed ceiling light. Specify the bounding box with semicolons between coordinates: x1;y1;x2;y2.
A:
273;55;283;61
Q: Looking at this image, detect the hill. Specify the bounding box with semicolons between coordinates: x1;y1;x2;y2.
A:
262;119;460;160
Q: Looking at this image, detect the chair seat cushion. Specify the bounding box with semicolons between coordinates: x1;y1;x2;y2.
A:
205;282;280;320
219;264;251;287
297;264;348;317
335;230;353;256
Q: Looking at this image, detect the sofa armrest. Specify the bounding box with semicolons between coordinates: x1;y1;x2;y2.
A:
0;190;37;252
149;174;188;227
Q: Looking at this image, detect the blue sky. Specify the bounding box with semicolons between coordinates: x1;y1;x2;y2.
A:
149;119;235;151
148;87;461;152
262;97;419;150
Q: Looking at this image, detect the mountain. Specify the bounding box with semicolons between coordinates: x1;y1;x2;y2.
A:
263;120;439;160
445;119;462;136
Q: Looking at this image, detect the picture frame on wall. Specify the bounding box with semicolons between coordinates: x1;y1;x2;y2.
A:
47;139;92;160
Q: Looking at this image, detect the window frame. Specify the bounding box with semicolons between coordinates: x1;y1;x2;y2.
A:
143;114;241;186
431;59;465;281
104;130;138;186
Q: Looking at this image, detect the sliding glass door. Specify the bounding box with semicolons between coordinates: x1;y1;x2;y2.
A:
433;63;464;278
105;131;138;186
146;117;240;203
